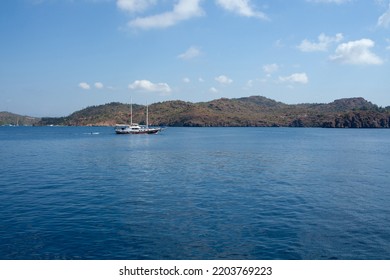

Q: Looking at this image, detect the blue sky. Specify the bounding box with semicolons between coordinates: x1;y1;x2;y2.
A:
1;0;390;117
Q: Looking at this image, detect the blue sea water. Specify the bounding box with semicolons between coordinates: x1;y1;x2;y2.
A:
0;126;389;260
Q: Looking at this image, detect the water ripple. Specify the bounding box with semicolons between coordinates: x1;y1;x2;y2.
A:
1;127;390;259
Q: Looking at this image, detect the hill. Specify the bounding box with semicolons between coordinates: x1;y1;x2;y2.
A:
0;112;40;126
38;96;390;128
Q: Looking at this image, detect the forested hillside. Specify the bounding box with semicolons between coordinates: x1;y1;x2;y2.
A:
38;96;390;128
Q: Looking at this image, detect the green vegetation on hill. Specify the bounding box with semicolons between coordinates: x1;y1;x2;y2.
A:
0;112;40;126
37;96;390;128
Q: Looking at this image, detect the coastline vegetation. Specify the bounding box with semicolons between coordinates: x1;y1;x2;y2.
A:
2;96;390;128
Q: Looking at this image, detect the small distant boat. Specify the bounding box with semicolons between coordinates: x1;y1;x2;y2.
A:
115;100;162;135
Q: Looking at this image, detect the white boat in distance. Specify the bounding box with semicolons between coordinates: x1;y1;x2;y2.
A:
115;123;161;134
115;101;162;135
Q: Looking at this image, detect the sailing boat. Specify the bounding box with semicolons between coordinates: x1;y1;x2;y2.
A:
115;100;162;135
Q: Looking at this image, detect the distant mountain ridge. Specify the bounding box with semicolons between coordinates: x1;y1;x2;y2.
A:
38;96;390;128
0;112;40;126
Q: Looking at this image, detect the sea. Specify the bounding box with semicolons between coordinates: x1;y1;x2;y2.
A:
0;126;389;260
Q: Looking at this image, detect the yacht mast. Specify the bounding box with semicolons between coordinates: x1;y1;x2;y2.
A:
146;102;149;129
130;97;133;125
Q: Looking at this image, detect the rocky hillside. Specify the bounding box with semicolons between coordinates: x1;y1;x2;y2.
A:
38;96;390;128
0;112;40;126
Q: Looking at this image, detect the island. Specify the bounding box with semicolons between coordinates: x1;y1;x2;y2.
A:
2;96;390;128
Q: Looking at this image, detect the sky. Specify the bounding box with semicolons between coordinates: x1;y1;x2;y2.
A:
1;0;390;117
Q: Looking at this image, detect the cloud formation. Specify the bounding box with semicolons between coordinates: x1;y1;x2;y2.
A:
79;82;91;90
377;3;390;28
263;63;279;75
215;75;233;84
330;39;383;65
279;73;309;84
117;0;156;13
298;33;343;52
216;0;268;20
94;82;104;89
128;79;172;93
177;46;201;60
123;0;269;29
128;0;204;29
306;0;350;3
209;87;219;93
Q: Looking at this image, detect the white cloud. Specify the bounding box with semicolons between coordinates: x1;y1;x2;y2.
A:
298;33;343;52
117;0;156;13
244;79;253;89
215;75;233;84
386;39;390;50
128;80;172;93
279;73;309;84
177;46;201;60
94;82;104;89
216;0;268;20
183;77;191;83
274;39;284;48
128;0;204;29
376;0;390;8
330;39;384;65
378;3;390;28
306;0;351;4
263;63;279;75
209;87;219;93
79;82;91;90
198;77;205;82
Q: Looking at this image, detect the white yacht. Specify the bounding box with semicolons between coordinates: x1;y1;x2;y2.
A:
115;101;162;135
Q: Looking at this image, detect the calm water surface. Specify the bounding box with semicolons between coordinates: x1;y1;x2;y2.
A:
0;126;389;259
